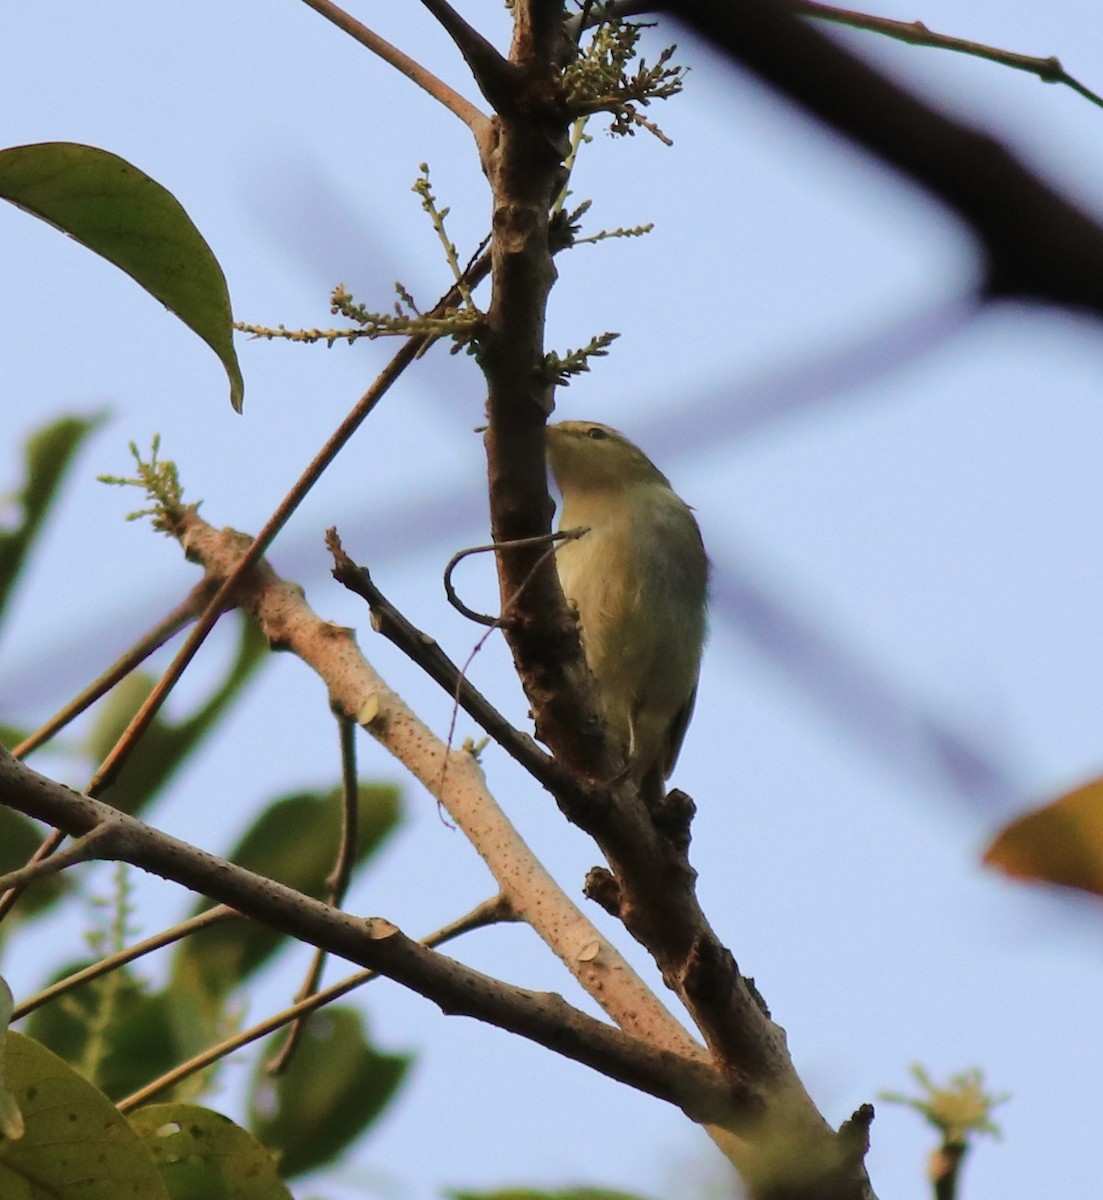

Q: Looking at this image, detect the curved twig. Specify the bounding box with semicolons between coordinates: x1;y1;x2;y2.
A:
443;528;588;627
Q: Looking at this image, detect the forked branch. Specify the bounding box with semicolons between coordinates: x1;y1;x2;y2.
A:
299;0;493;139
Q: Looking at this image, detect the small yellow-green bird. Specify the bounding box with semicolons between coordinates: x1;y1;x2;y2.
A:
545;420;708;802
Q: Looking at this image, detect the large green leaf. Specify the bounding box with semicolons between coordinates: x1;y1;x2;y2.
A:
129;1104;293;1200
249;1007;410;1179
174;782;402;1000
0;142;244;410
0;1032;168;1199
0;413;106;627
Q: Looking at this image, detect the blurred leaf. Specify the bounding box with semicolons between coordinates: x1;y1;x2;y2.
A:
880;1065;1007;1144
86;614;268;816
984;776;1103;896
0;142;244;410
448;1191;659;1200
0;413;106;627
174;782;401;1000
0;1031;167;1198
249;1007;410;1179
25;964;207;1103
129;1104;293;1200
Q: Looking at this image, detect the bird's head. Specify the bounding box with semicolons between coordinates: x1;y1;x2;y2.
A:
545;421;670;493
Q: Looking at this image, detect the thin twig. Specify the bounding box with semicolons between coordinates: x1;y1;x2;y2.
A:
793;1;1103;110
12;906;239;1020
265;717;360;1074
1;582;218;925
0;828;65;923
116;894;518;1112
328;717;360;902
11;580;215;760
0;823;119;896
299;0;492;132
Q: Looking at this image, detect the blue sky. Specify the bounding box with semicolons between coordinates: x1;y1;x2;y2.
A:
4;3;1103;1198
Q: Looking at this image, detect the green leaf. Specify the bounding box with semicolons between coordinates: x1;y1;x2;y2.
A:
85;614;268;816
0;1032;168;1199
249;1007;410;1179
0;413;106;627
129;1104;293;1200
174;782;401;1001
0;142;244;410
24;965;208;1104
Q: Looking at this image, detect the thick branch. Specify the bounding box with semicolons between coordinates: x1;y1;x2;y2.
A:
664;0;1103;316
418;0;525;113
0;745;729;1123
480;0;614;785
474;6;876;1197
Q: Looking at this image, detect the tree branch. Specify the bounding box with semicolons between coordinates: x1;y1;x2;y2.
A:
299;0;493;139
480;0;614;787
0;744;730;1124
792;1;1103;111
450;5;880;1195
663;0;1103;317
118;895;515;1111
417;0;526;113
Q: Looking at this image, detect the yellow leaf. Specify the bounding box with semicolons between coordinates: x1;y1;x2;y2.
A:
984;777;1103;896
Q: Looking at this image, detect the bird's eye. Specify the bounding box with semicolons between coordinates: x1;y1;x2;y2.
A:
586;426;608;440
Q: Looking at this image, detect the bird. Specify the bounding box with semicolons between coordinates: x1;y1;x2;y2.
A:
545;420;708;804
